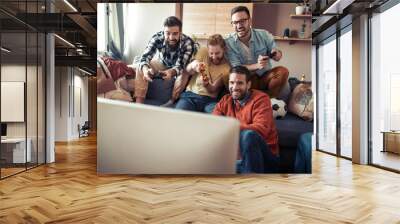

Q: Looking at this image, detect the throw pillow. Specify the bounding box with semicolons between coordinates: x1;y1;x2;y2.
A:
288;83;313;121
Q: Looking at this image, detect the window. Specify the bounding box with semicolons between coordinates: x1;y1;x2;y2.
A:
0;1;46;179
339;27;352;158
370;2;400;171
317;36;337;154
97;3;107;53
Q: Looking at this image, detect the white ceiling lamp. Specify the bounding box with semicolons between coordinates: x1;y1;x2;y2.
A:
54;34;75;48
323;0;355;15
63;0;78;12
1;47;11;53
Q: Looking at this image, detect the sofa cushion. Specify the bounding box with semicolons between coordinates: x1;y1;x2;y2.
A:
274;112;313;149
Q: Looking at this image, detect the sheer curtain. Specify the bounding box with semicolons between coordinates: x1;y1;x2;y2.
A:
106;3;175;64
108;3;125;60
317;37;337;154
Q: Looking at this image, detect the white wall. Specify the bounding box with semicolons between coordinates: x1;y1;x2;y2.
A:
253;3;312;80
71;74;89;138
55;66;69;141
1;65;36;137
120;3;176;63
55;67;89;141
1;63;46;164
275;43;312;80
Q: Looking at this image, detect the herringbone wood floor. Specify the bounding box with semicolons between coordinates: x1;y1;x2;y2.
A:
1;135;400;224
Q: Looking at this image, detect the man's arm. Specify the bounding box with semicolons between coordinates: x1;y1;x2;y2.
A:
203;77;224;94
226;39;268;72
185;60;200;76
265;30;282;62
240;95;275;140
173;38;196;76
138;34;159;71
243;55;268;72
225;41;242;68
185;47;208;75
270;48;282;61
212;97;227;116
246;30;282;72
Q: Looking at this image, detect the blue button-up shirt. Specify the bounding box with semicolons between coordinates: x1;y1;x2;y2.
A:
225;28;276;77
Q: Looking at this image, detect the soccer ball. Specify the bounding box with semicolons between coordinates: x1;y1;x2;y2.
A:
270;98;287;119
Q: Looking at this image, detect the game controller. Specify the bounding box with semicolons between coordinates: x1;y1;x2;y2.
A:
267;51;277;58
152;72;164;80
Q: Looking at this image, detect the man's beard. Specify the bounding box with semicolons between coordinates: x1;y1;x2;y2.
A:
230;89;247;100
236;27;250;38
211;57;223;65
166;40;178;49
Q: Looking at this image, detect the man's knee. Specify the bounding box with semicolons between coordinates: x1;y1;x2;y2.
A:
272;66;289;81
204;102;217;113
240;130;262;144
176;98;194;110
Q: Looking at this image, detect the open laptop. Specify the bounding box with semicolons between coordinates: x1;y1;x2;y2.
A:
97;98;240;174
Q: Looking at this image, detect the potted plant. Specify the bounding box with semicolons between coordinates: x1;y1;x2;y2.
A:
299;22;306;39
304;0;311;14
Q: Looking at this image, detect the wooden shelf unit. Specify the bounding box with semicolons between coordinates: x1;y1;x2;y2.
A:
274;36;312;42
290;14;312;19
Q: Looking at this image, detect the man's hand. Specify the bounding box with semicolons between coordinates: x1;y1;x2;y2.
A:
202;74;210;87
193;61;206;73
160;68;177;81
197;62;208;84
257;54;269;70
143;66;154;82
271;49;282;61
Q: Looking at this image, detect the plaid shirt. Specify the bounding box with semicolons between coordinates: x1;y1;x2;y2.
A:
138;31;197;75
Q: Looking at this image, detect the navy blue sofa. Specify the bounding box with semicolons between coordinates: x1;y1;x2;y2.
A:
275;113;313;172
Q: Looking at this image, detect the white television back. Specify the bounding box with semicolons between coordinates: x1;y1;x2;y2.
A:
1;81;25;122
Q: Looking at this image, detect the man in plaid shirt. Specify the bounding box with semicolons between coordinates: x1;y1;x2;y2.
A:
135;16;197;106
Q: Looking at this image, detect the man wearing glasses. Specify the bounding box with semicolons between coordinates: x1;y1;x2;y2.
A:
225;6;289;99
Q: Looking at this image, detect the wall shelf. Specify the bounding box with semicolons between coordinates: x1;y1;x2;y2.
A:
290;14;312;19
274;36;312;43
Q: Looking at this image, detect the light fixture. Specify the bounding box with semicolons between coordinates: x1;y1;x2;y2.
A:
54;34;75;48
63;0;78;12
76;48;87;55
78;67;93;76
1;47;11;53
322;0;355;15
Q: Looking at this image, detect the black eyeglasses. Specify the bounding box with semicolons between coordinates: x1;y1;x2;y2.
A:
231;18;249;26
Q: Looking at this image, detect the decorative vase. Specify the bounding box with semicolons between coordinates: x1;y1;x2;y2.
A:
295;5;305;15
283;28;290;38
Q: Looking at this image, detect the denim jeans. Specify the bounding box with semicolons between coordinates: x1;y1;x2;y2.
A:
175;91;217;113
294;132;312;173
237;130;280;174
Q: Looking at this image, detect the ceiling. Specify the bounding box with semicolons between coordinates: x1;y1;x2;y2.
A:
7;0;383;73
311;0;389;43
0;0;97;74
